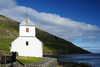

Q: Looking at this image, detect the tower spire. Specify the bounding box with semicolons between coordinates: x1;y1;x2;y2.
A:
26;7;28;18
26;7;28;24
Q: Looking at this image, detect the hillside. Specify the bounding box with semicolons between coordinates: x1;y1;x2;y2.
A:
0;15;90;54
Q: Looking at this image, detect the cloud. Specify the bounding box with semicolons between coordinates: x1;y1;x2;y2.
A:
80;32;100;42
0;0;100;42
0;0;17;9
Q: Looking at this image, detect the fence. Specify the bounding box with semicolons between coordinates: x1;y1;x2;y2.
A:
0;50;18;67
0;51;57;67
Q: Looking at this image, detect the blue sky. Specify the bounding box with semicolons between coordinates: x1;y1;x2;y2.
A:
0;0;100;53
16;0;100;26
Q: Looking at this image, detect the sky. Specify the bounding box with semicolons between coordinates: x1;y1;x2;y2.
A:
0;0;100;53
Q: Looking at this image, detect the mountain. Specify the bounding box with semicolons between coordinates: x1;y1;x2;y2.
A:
0;15;90;54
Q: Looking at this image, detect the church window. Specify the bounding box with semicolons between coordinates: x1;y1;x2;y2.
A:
10;44;11;47
26;28;29;32
26;41;28;46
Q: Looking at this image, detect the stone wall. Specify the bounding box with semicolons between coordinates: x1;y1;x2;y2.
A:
0;57;57;67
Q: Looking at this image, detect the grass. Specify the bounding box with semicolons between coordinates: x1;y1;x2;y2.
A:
0;38;14;52
0;20;18;31
43;46;59;52
0;20;18;39
0;17;18;52
18;56;44;63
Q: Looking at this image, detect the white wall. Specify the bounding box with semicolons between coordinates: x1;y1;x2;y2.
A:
19;26;35;36
11;37;43;57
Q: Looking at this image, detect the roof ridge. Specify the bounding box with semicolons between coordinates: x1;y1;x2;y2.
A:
20;18;35;26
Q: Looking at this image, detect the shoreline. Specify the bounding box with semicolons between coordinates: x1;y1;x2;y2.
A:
57;61;92;67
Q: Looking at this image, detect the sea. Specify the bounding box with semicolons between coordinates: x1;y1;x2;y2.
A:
44;53;100;67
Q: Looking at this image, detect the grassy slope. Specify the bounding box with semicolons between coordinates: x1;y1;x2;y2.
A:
0;15;90;53
36;28;89;53
0;20;18;38
0;15;19;52
0;38;14;52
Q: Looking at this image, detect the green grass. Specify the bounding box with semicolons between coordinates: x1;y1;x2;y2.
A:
0;17;18;52
0;38;14;52
0;20;18;39
18;56;44;63
0;20;18;31
43;46;58;52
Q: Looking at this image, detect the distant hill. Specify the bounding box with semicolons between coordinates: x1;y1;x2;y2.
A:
0;15;90;54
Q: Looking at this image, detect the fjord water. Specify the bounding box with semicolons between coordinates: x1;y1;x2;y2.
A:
44;53;100;67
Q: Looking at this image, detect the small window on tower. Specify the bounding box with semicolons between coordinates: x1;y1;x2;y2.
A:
26;41;28;46
26;28;29;32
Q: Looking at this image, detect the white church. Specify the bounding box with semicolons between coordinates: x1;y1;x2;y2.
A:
10;18;43;57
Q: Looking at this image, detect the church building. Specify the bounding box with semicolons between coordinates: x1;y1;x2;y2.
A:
10;18;43;57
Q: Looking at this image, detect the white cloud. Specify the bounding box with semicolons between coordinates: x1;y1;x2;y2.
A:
0;0;100;42
0;0;17;9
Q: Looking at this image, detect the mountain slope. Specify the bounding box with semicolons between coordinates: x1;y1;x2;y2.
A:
36;28;90;54
0;15;90;54
0;15;19;51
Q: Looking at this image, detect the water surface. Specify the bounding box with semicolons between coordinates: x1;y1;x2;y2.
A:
44;53;100;67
